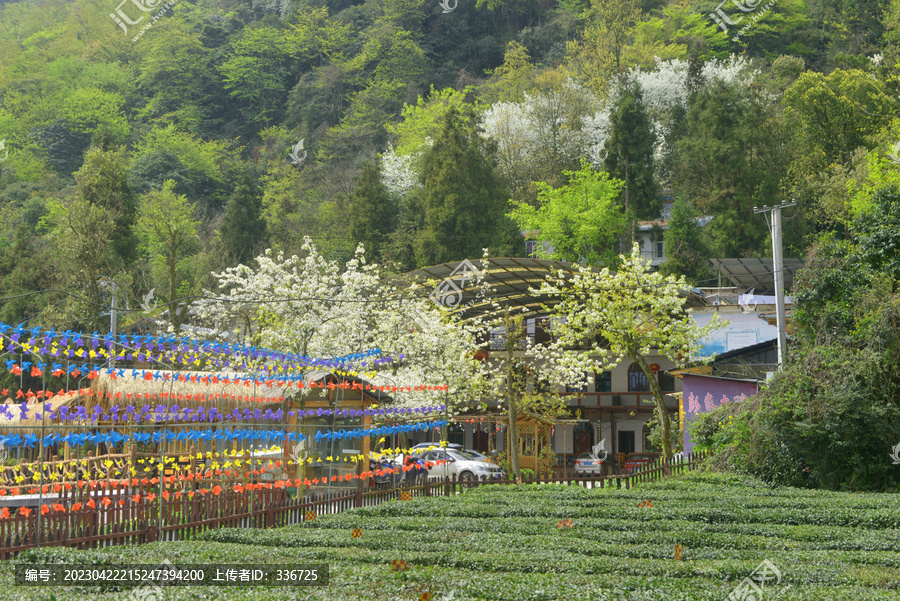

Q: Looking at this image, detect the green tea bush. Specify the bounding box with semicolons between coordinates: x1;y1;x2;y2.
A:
5;474;900;600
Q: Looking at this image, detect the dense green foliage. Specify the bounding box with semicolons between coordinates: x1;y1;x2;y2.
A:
348;160;395;263
0;0;898;329
693;183;900;491
6;474;900;599
2;3;900;500
220;171;268;266
410;108;519;267
604;79;660;221
509;162;624;266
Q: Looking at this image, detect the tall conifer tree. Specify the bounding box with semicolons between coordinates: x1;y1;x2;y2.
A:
348;161;396;262
413;108;519;267
220;172;268;266
75;146;139;265
605;79;661;221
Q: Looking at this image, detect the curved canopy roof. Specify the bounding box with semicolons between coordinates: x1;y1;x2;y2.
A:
396;257;709;324
397;257;586;323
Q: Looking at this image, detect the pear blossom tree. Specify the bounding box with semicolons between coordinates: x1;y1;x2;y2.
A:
474;305;591;478
381;142;426;198
192;238;601;476
477;56;756;192
381;57;756;204
536;243;723;459
190;237;492;414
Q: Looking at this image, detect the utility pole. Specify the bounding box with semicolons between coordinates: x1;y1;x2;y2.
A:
99;278;119;368
754;200;796;370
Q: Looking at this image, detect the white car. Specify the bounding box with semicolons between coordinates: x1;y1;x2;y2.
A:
409;443;494;462
574;452;604;477
419;449;506;482
410;442;462;452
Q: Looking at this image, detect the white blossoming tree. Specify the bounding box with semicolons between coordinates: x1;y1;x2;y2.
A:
536;243;723;459
190;237;492;414
478;56;756;194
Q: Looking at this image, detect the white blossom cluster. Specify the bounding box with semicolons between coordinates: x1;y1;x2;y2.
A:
189;237;496;413
481;78;604;184
385;56;756;194
380;139;431;198
534;243;724;374
627;55;756;120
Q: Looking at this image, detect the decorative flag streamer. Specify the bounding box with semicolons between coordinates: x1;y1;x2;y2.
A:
312;420;446;444
0;400;449;425
0;323;389;371
0;457;450;495
0;367;446;401
0;427;305;450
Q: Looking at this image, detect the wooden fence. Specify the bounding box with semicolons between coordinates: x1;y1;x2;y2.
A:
0;451;705;559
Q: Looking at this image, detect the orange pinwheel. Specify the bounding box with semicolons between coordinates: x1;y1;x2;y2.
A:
19;506;31;517
101;497;112;508
40;505;50;515
0;507;9;519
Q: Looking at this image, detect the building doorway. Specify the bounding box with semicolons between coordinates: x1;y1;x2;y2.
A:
448;422;464;447
573;421;594;455
474;421;490;452
618;430;636;455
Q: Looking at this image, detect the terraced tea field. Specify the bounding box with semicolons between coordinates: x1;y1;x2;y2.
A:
4;472;899;600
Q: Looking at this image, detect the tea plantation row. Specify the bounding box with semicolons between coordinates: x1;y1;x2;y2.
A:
3;472;899;600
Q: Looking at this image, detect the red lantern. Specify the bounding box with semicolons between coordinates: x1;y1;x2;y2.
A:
649;363;661;373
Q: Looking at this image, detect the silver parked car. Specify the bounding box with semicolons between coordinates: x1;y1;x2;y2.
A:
420;449;506;482
410;442;492;462
574;452;604;477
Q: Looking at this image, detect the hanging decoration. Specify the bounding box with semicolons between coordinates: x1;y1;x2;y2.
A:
0;400;448;424
0;323;389;370
312;420;446;442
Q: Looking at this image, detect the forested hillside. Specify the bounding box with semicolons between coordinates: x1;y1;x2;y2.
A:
0;0;898;335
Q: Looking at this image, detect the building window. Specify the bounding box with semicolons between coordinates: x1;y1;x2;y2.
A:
627;363;650;392
658;372;675;392
566;378;587;393
654;240;664;259
595;371;612;393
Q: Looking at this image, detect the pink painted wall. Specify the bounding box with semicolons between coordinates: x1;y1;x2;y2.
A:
682;374;758;454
